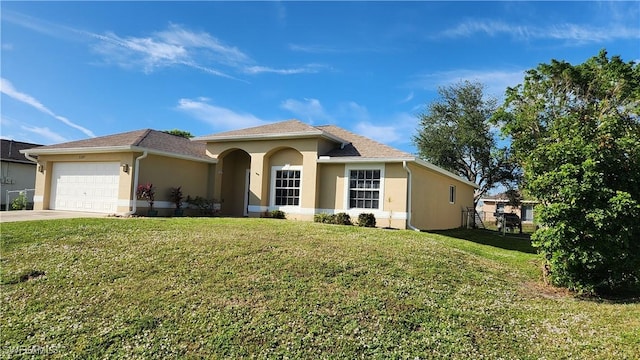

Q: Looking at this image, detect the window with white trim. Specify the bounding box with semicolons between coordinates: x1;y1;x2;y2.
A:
272;167;301;206
449;185;456;204
349;169;381;209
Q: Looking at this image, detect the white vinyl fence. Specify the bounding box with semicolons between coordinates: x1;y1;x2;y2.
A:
5;189;35;211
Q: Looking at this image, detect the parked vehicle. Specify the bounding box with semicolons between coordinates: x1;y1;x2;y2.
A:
495;212;522;233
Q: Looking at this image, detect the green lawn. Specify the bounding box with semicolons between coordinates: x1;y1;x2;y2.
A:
1;218;638;359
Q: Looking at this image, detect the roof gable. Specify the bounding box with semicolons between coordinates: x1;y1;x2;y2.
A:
193;119;349;144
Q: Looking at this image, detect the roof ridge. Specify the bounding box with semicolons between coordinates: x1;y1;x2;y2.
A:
132;129;153;147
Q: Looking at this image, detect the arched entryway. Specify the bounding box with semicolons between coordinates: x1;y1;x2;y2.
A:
219;149;251;216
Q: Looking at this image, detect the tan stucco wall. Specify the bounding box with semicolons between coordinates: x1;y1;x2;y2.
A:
31;152;136;213
317;163;344;210
382;163;409;229
408;162;475;230
1;161;37;207
315;162;408;229
136;154;213;216
209;138;321;217
31;152;212;215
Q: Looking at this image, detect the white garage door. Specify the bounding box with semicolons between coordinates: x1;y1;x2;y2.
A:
50;162;120;213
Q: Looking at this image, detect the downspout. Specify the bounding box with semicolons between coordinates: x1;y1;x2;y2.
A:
23;152;38;164
126;151;148;216
403;161;420;231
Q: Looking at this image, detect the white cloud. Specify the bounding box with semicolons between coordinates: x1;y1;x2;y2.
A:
400;91;414;103
245;64;326;75
1;43;13;51
0;78;96;138
339;101;370;123
5;11;326;79
354;122;403;145
88;23;324;79
439;20;639;44
354;112;418;147
280;98;333;123
21;125;68;143
176;98;266;131
410;69;526;99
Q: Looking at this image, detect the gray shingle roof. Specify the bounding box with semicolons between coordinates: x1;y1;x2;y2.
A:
318;125;413;159
202;119;321;138
1;139;41;164
25;129;209;160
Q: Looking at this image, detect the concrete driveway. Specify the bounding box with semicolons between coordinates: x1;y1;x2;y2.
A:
0;210;110;223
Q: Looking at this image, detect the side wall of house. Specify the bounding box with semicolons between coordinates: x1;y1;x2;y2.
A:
408;162;475;230
1;161;37;208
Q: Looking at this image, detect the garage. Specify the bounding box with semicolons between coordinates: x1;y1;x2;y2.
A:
50;162;120;213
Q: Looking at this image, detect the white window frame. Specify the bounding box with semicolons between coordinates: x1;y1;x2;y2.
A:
449;185;456;204
270;165;303;209
344;163;385;211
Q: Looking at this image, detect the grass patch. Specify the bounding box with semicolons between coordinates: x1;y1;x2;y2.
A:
1;218;638;358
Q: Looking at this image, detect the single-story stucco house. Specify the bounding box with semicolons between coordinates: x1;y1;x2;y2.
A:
1;139;41;209
21;119;478;230
478;194;537;224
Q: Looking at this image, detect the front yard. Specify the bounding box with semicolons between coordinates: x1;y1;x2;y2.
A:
1;218;638;358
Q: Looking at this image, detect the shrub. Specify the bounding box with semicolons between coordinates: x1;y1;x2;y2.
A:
168;186;184;209
357;213;376;227
136;183;155;210
185;196;220;217
270;210;286;219
10;192;28;210
334;212;352;225
314;213;335;224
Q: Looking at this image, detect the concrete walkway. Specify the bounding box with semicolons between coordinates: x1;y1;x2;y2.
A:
0;210;110;223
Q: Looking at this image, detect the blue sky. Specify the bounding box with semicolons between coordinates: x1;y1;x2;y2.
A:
1;1;639;154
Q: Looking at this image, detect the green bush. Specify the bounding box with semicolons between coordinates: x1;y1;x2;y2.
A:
185;196;220;216
314;213;335;224
10;192;28;210
334;212;352;225
357;213;376;227
269;210;286;219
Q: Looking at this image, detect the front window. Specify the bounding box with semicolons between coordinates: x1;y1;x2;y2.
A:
349;169;381;209
273;168;301;206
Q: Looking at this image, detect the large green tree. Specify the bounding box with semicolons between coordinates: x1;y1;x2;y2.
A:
163;129;194;138
494;50;640;294
413;81;518;208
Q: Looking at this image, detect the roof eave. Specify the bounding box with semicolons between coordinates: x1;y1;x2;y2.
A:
21;146;134;155
193;131;349;146
131;146;217;164
20;146;216;164
317;156;414;163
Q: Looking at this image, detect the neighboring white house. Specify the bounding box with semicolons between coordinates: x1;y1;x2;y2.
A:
1;139;41;209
